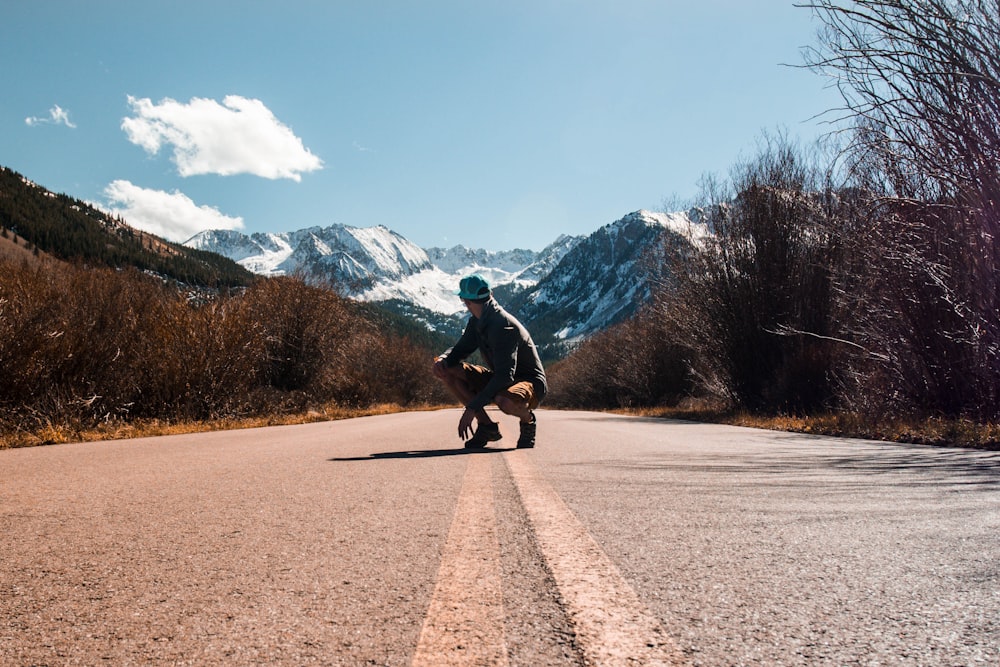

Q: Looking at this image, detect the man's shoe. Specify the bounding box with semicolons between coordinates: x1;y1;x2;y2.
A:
464;421;502;449
516;414;536;448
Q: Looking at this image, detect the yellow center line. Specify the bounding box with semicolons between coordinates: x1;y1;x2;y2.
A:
504;449;688;666
412;454;509;666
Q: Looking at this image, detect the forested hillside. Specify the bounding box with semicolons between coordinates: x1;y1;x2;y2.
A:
0;166;254;288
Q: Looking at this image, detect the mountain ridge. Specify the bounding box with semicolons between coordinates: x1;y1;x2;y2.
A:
186;209;706;356
0;165;255;288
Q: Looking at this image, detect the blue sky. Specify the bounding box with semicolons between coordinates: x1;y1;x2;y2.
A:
1;1;843;251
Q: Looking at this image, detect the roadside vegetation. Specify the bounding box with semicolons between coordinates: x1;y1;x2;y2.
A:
548;0;1000;449
0;258;449;448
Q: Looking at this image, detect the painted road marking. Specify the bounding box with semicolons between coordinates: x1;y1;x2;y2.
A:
412;454;509;666
504;449;688;666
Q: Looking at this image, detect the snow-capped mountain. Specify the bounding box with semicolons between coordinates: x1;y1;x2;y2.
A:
185;223;582;318
186;224;432;286
184;210;704;354
507;210;703;349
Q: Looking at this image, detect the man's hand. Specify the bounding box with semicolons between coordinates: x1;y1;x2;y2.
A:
458;407;475;440
432;356;448;380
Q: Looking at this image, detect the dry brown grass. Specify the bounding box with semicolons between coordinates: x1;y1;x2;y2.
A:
8;399;996;452
617;404;1000;451
0;403;447;449
0;234;53;264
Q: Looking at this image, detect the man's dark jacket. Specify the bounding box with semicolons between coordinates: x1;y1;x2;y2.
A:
441;297;547;412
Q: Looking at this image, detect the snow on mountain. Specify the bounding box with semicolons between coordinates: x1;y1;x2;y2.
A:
357;235;582;316
183;229;271;262
425;246;538;274
186;223;583;317
186;223;433;285
508;209;703;347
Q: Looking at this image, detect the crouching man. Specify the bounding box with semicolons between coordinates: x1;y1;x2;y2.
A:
432;274;547;449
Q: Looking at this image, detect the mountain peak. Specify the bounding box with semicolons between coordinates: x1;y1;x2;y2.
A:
505;209;697;347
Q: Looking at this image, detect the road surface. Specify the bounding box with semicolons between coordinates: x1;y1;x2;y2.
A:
2;409;998;665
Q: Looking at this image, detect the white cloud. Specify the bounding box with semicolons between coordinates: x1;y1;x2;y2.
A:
103;180;244;243
121;95;323;181
25;105;77;128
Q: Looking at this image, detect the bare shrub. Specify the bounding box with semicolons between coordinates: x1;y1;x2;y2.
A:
661;134;848;414
0;259;198;426
355;333;450;407
806;0;1000;420
547;307;694;409
224;276;418;410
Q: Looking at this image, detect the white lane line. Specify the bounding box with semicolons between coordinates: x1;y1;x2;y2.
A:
412;454;509;667
504;449;688;666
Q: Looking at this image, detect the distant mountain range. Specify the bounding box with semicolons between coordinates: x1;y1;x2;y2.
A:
185;210;706;357
0;163;707;359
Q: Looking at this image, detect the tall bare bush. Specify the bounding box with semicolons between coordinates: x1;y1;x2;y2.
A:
806;0;1000;420
547;307;693;409
661;135;848;413
0;260;197;424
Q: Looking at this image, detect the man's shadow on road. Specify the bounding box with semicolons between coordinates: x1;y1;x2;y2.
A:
329;447;514;462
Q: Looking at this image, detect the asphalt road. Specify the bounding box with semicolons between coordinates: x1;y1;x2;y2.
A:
2;409;998;666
